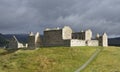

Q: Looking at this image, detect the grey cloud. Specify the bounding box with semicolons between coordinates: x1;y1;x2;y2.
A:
0;0;120;37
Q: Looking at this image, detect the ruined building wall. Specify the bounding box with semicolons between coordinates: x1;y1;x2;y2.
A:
102;33;108;47
8;36;24;49
44;29;64;46
70;39;86;46
8;37;18;49
72;32;85;40
28;35;35;48
35;32;42;47
43;26;72;46
62;26;72;40
86;40;99;46
64;39;86;47
72;29;92;40
27;26;108;47
85;29;92;40
64;39;99;47
98;33;108;47
28;32;42;48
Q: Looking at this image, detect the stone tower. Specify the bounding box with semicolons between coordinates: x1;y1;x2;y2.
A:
35;32;42;47
28;32;35;49
28;32;42;49
85;29;92;40
102;33;108;47
98;33;108;47
62;26;72;40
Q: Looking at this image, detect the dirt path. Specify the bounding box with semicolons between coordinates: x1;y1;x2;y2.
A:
74;48;102;72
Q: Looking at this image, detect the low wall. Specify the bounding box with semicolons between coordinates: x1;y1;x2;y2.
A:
70;39;86;46
87;40;99;46
64;39;86;47
64;39;99;47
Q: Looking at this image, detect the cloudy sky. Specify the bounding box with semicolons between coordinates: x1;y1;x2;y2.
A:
0;0;120;37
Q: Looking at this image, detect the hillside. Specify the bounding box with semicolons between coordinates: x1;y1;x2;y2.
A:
4;34;29;44
82;46;120;72
0;47;97;72
108;37;120;46
1;46;120;72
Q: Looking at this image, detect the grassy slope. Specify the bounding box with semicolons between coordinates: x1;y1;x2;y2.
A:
82;46;120;72
0;47;97;72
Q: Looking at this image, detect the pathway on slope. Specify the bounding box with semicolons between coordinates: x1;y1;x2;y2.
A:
74;47;103;72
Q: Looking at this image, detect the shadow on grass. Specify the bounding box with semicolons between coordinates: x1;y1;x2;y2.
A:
0;48;37;56
0;48;18;55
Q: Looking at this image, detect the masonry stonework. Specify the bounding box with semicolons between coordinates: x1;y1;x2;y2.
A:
62;26;72;40
86;40;99;46
98;33;108;47
8;36;24;49
28;32;42;49
42;26;108;47
8;26;108;49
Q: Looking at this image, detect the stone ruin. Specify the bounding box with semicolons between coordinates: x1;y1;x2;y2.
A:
8;36;27;49
8;26;108;49
43;26;108;47
27;32;42;49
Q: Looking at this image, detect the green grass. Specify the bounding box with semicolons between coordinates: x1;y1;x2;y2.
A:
0;47;97;72
82;46;120;72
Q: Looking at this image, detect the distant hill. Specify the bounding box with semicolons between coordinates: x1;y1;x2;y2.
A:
0;33;9;47
108;37;120;46
0;33;29;47
4;34;29;44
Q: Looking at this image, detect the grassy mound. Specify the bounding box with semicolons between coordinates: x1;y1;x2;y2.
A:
82;46;120;72
0;47;97;72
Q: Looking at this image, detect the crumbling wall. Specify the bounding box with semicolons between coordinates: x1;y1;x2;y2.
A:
8;36;24;49
8;39;17;49
28;35;35;49
98;33;108;47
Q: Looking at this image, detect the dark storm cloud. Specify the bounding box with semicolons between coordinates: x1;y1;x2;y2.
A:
0;0;120;37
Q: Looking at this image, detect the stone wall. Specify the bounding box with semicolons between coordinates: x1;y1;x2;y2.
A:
98;33;108;47
35;26;108;47
8;36;24;49
62;26;72;40
28;35;35;48
85;29;92;40
27;32;42;48
71;39;86;46
64;39;86;47
35;32;42;47
87;40;99;46
63;40;71;46
44;29;64;46
72;32;85;40
102;33;108;47
72;29;92;41
64;39;99;47
8;38;17;49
